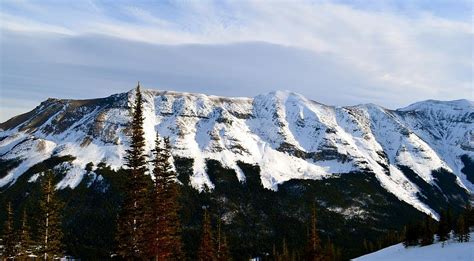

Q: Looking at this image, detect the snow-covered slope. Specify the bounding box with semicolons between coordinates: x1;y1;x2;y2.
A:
354;232;474;261
0;89;472;217
396;100;474;192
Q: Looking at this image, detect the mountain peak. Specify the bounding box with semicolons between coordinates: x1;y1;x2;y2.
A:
398;99;473;112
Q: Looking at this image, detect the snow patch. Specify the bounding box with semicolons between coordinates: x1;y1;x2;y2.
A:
28;173;40;183
354;232;474;261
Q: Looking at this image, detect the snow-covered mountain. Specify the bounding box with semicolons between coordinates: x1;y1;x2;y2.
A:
0;88;472;218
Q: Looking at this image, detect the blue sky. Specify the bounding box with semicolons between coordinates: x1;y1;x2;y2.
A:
0;0;472;121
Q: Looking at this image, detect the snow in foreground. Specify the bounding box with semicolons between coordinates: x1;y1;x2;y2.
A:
353;232;474;261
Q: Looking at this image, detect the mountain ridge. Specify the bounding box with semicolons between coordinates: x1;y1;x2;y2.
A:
1;88;472;219
4;89;471;125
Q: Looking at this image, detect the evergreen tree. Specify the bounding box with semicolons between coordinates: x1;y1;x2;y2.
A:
362;239;369;253
454;215;464;242
375;240;382;251
85;162;94;172
455;215;469;243
464;224;471;242
17;209;33;258
116;83;151;259
216;219;230;261
403;224;419;247
463;202;474;229
198;208;216;261
462;204;472;242
281;238;290;261
437;211;450;242
305;205;324;261
367;241;375;252
334;247;342;261
446;208;454;232
147;134;184;260
420;215;435;246
323;238;336;261
38;170;64;260
272;243;277;258
2;202;15;258
290;250;297;261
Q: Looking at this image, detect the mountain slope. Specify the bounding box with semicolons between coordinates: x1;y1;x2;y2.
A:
354;232;474;261
0;89;472;218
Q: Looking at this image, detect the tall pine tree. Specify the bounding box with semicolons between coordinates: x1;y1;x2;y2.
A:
455;215;469;243
17;209;33;258
147;135;184;260
323;238;336;261
116;83;151;258
437;210;450;242
420;215;435;246
305;205;324;261
198;208;216;261
462;204;472;242
38;170;64;260
216;219;230;261
464;203;474;227
403;223;420;247
280;238;290;261
2;202;15;258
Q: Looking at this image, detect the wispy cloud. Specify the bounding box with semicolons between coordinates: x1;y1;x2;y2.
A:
0;0;472;121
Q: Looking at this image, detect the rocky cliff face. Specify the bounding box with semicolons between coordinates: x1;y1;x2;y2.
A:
1;89;472;218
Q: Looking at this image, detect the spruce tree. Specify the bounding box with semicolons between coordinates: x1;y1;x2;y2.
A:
403;223;420;247
464;203;474;227
323;238;336;261
446;208;454;232
17;209;33;258
116;83;151;258
305;205;324;261
147;134;184;260
2;202;15;258
38;170;64;260
437;211;450;242
463;223;471;242
462;204;472;242
279;238;290;261
420;215;434;246
272;244;278;260
362;239;369;253
198;208;216;261
334;247;342;261
454;213;470;242
216;219;230;261
367;241;374;252
455;215;469;243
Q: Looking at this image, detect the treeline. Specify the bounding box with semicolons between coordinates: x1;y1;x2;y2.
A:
269;206;341;261
355;205;473;258
404;205;473;247
360;230;403;255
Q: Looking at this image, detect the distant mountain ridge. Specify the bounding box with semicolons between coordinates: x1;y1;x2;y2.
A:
0;88;473;218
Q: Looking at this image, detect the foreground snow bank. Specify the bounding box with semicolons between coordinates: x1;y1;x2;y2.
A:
353;232;474;261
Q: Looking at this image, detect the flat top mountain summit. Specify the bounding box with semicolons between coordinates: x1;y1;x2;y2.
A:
1;88;473;219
